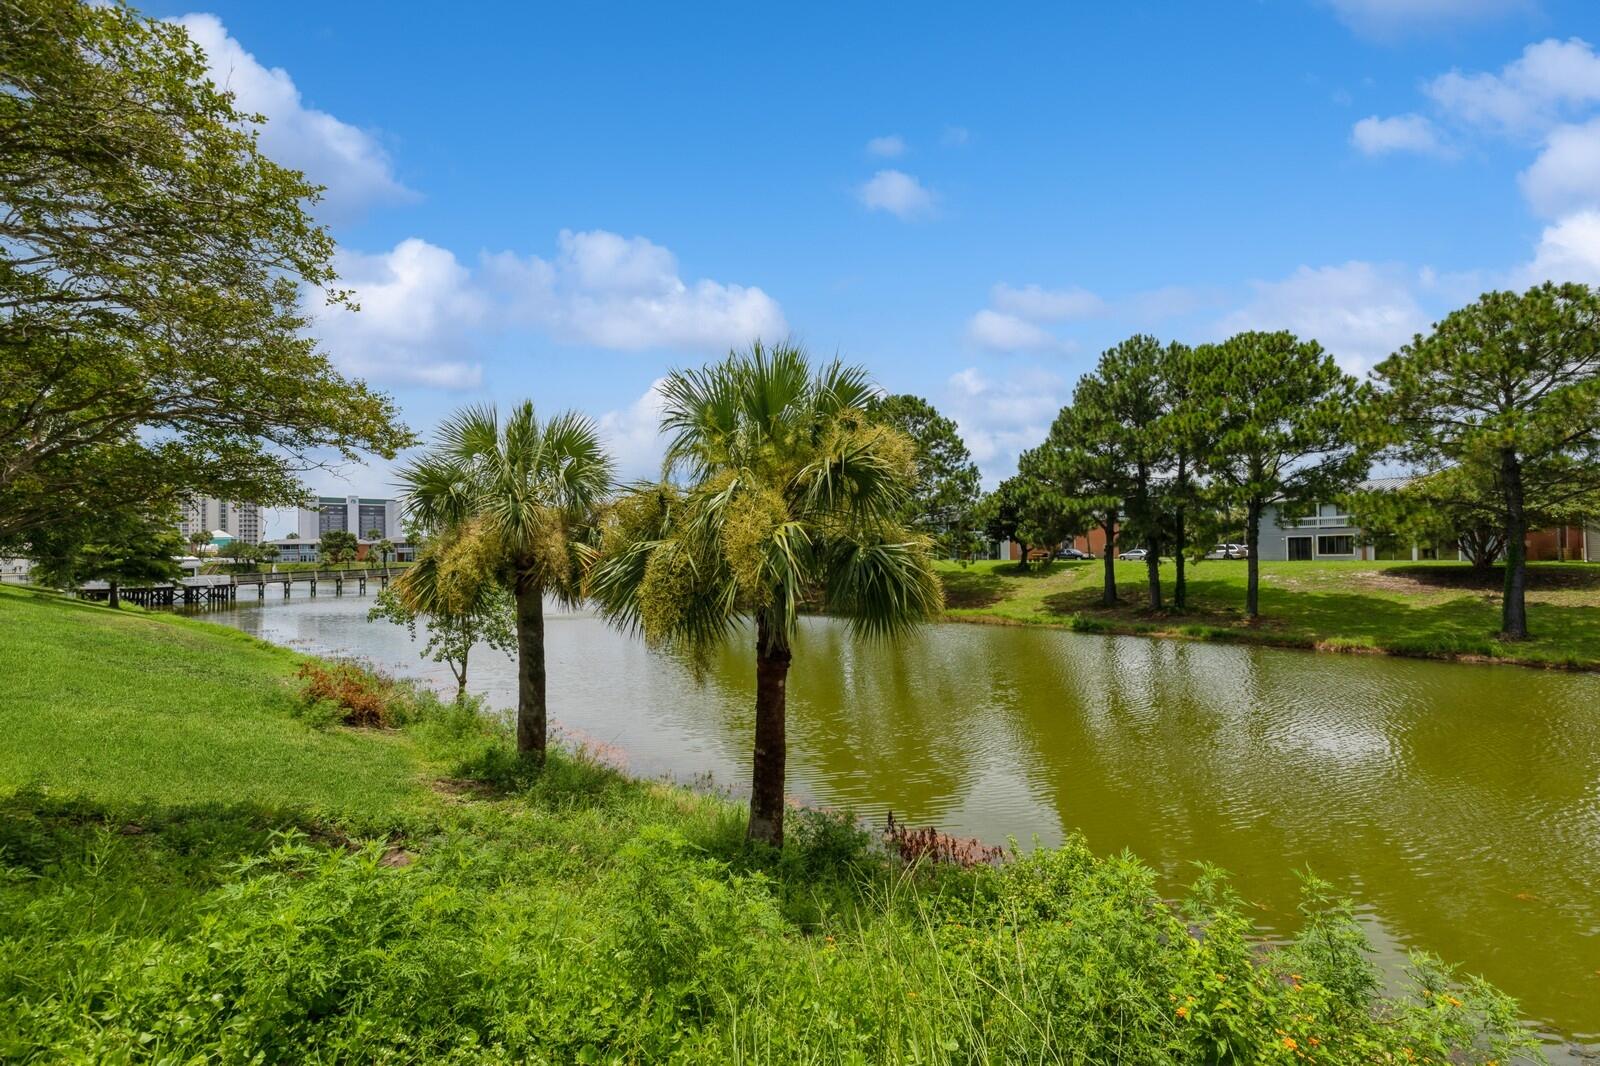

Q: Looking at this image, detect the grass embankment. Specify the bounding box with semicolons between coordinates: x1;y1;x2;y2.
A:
938;558;1600;669
0;584;1533;1064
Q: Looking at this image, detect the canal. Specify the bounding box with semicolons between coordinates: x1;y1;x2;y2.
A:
199;592;1600;1055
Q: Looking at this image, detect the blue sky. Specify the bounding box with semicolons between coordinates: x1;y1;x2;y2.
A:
143;0;1600;534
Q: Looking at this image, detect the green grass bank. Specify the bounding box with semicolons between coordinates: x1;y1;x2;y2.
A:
0;584;1535;1063
937;558;1600;670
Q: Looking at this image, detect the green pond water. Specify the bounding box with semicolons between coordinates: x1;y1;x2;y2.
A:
203;593;1600;1056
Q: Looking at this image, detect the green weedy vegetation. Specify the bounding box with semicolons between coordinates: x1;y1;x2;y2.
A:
0;584;1536;1063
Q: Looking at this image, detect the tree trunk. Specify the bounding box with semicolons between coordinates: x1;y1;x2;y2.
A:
1173;506;1188;612
513;583;548;759
1500;449;1529;640
1245;498;1262;619
107;581;119;609
1101;510;1118;607
749;615;791;847
1136;464;1162;611
1016;541;1030;572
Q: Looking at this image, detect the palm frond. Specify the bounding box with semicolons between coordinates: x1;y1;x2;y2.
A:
792;423;914;524
397;454;477;533
822;533;943;639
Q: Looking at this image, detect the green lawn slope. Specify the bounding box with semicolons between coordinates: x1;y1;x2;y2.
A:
0;584;1534;1064
938;558;1600;669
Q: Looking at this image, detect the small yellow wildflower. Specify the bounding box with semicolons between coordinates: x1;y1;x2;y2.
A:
1176;1006;1189;1019
1282;1037;1298;1051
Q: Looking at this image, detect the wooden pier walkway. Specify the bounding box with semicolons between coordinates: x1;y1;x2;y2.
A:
76;569;395;608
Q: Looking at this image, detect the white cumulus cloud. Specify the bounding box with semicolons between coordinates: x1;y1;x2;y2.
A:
485;229;787;350
1518;210;1600;286
990;283;1105;321
1424;37;1600;135
857;170;935;219
965;310;1069;353
943;366;1066;481
1519;117;1600;217
1216;262;1429;376
309;229;786;389
597;378;672;480
174;13;413;217
309;238;487;389
865;134;907;158
1351;114;1448;155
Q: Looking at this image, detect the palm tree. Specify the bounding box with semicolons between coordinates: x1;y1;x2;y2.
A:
373;537;394;576
397;402;612;761
588;342;942;846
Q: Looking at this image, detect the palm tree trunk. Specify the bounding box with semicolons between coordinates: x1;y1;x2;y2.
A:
749;615;790;847
513;583;547;759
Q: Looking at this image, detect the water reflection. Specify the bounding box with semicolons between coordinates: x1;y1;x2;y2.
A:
201;594;1600;1051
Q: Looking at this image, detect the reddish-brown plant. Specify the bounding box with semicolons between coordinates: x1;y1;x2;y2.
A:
296;661;394;727
883;810;1003;869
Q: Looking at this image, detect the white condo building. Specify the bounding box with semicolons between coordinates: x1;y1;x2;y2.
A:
294;495;405;542
179;497;262;546
263;495;414;564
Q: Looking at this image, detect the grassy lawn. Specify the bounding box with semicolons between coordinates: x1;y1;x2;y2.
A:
0;584;1535;1063
937;557;1600;668
0;585;426;821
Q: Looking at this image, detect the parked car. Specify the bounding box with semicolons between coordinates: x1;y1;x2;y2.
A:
1055;546;1094;560
1118;547;1150;561
1204;543;1248;560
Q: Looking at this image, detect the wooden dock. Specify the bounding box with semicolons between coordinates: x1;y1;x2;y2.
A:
76;569;394;608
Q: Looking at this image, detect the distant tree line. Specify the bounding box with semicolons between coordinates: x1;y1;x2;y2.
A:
982;284;1600;640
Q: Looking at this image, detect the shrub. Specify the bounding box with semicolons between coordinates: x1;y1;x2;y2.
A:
295;660;395;727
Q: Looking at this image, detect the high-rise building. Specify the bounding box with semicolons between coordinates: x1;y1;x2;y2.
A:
295;495;405;543
178;497;262;546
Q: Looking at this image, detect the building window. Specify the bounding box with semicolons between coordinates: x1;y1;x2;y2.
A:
1317;535;1355;556
1287;536;1314;561
318;506;347;535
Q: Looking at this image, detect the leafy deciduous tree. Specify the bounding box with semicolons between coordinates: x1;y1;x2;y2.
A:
30;506;183;607
319;529;358;566
0;0;411;550
369;532;515;704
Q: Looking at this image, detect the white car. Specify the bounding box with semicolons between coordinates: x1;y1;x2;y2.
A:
1205;543;1248;560
1118;548;1150;561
